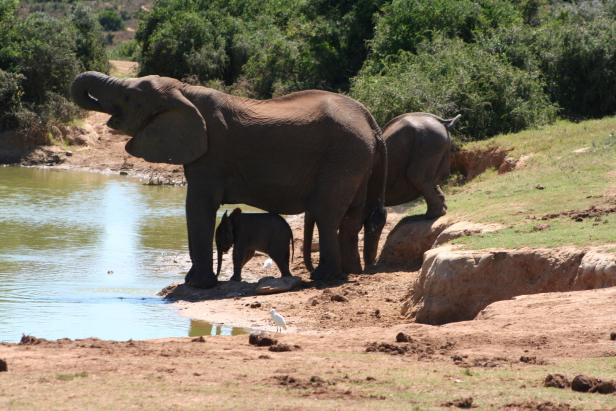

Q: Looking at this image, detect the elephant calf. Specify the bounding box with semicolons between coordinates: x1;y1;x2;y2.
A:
215;208;294;281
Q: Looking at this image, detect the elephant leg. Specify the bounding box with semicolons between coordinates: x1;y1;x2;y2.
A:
423;184;447;219
338;184;367;274
272;254;291;277
303;212;316;272
184;184;221;289
273;250;292;277
310;181;365;281
310;216;342;281
230;247;251;282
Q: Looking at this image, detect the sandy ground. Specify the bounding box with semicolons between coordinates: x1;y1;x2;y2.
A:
2;285;616;410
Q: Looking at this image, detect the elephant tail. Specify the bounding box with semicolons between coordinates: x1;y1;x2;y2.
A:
443;114;462;130
303;212;315;272
363;119;388;266
289;222;295;263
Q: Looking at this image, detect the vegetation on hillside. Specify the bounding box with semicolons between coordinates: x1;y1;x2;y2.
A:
2;0;616;146
134;0;616;139
0;0;108;143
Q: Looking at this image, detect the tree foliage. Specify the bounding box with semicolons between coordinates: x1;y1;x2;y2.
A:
0;0;108;137
5;0;616;142
351;37;557;139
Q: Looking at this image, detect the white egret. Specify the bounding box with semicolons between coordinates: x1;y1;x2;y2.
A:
263;257;273;270
270;308;287;333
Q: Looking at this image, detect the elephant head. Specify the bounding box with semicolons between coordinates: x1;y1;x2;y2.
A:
215;209;239;277
70;71;208;164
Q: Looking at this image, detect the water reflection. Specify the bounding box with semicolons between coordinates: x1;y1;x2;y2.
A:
0;167;246;342
189;319;247;337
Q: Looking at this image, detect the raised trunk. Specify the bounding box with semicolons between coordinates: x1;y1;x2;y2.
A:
70;71;127;114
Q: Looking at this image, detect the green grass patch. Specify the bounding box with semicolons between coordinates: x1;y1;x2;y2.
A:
409;117;616;249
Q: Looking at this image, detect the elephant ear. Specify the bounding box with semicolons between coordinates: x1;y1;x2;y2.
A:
125;89;207;165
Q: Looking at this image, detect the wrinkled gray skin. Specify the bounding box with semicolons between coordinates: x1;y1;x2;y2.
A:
71;71;386;288
304;112;460;272
215;208;294;281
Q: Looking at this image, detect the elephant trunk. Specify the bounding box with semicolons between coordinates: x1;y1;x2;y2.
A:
70;71;128;114
216;246;223;277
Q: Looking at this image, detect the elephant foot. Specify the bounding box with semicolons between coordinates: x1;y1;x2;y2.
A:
230;274;242;282
342;259;362;275
310;264;343;281
425;209;446;219
184;266;218;289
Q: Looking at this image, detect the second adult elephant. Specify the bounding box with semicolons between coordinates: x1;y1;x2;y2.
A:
304;112;460;271
71;71;386;288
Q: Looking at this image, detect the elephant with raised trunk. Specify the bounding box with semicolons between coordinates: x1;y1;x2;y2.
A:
71;71;387;288
304;112;459;271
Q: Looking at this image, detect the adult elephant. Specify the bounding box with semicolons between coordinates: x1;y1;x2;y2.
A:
71;71;386;288
304;112;460;271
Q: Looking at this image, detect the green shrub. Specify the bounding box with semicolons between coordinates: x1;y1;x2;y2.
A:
0;69;24;130
13;13;79;103
481;15;616;119
136;0;385;96
0;4;107;141
98;8;124;31
72;5;110;73
369;0;522;61
351;37;557;139
107;39;140;61
139;10;229;81
537;17;616;118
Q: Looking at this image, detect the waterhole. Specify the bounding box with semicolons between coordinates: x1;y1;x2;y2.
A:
0;167;247;342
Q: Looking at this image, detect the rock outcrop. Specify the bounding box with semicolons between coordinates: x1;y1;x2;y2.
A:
432;221;503;246
403;247;616;325
451;145;510;181
378;216;454;268
379;217;503;267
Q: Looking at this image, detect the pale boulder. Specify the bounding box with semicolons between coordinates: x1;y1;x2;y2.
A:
378;216;454;267
432;221;503;246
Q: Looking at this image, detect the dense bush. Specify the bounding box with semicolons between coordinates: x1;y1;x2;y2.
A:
0;0;108;137
136;0;385;97
369;0;522;60
481;13;616;119
535;17;616;118
107;39;140;61
139;10;229;81
351;37;557;139
6;0;616;144
98;8;124;31
0;69;24;130
73;5;110;73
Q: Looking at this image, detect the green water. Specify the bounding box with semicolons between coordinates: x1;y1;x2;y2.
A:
0;166;245;342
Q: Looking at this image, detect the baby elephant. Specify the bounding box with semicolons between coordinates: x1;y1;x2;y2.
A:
215;208;294;281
